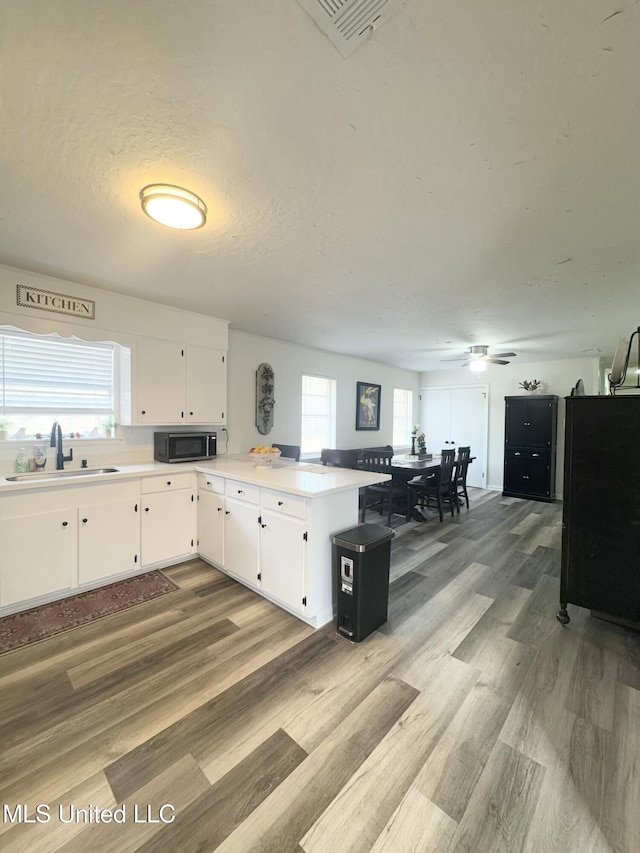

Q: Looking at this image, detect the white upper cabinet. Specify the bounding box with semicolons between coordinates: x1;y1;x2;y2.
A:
123;336;227;426
185;344;226;424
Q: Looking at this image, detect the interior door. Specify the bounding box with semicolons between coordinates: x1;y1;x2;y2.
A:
420;386;488;489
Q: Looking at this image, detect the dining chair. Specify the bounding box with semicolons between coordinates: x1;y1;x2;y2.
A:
359;449;411;525
320;448;361;468
409;449;457;522
272;443;301;461
454;446;471;511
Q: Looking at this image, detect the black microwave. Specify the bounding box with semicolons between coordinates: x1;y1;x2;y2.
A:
154;432;217;463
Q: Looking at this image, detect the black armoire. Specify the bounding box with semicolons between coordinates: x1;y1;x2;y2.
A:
502;395;558;502
558;395;640;627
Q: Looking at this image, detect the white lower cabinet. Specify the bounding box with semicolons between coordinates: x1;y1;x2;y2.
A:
140;473;196;567
78;500;139;585
196;473;225;566
219;479;308;615
0;467;361;627
0;480;140;611
0;509;75;607
259;508;306;614
224;496;260;587
197;488;224;566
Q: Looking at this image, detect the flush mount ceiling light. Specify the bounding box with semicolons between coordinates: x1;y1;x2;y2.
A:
139;184;207;230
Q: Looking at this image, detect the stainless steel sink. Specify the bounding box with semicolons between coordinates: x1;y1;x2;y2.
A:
5;467;120;482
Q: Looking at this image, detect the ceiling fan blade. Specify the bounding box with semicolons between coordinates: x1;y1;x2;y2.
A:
487;358;510;365
490;352;517;359
458;360;472;367
440;357;468;362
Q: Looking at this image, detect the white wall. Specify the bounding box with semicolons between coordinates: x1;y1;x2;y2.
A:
0;265;421;474
227;331;420;456
420;357;600;495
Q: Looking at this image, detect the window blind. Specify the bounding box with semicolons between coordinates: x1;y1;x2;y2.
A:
393;388;413;447
301;374;336;454
0;330;114;412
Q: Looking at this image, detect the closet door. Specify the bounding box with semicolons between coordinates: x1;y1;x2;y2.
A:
420;386;488;488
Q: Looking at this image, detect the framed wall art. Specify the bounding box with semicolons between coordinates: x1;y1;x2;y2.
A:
356;382;381;431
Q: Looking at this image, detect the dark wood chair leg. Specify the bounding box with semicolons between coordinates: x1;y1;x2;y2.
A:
360;487;367;523
437;495;444;522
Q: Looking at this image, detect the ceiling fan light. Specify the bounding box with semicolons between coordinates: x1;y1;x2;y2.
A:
469;359;487;372
140;184;207;230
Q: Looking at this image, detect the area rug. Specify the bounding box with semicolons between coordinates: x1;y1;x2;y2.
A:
0;570;179;655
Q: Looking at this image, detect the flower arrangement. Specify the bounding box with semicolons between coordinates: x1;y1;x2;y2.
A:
417;433;426;454
519;379;542;392
412;424;420;435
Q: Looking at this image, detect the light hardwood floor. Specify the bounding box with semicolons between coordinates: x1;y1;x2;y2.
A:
1;490;639;852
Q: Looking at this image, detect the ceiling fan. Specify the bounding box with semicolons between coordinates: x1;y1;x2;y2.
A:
442;344;517;368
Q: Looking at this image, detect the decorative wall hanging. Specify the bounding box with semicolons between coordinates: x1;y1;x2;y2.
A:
356;382;381;431
256;363;275;435
16;284;95;320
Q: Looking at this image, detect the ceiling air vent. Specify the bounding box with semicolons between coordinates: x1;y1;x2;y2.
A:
297;0;406;57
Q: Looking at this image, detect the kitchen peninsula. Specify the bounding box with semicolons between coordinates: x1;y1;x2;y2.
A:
0;457;390;628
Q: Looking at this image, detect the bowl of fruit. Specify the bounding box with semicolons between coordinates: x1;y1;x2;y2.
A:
248;446;282;467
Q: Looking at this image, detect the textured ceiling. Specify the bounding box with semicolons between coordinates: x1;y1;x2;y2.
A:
0;0;638;371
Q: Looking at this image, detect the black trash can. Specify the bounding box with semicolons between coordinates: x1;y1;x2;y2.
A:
332;523;395;642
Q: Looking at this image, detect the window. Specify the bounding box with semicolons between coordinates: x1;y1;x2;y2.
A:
393;388;413;447
0;328;116;440
301;374;336;456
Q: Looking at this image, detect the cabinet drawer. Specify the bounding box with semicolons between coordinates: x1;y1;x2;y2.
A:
261;488;306;519
225;479;260;505
142;472;194;494
197;473;225;495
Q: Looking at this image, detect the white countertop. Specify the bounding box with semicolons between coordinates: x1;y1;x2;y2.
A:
0;455;390;497
196;455;390;497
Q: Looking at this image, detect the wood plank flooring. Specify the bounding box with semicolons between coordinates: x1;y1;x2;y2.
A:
1;490;639;852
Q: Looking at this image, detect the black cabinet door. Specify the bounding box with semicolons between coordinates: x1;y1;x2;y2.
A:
504;450;552;498
561;396;640;621
505;397;556;448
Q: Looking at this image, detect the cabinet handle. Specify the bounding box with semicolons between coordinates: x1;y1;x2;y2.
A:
225;510;230;515
217;507;222;512
82;518;88;524
189;411;194;416
62;521;68;527
514;452;521;456
261;523;267;528
237;489;243;494
532;453;539;457
145;507;150;512
141;410;146;415
278;500;284;506
166;481;172;486
206;480;211;485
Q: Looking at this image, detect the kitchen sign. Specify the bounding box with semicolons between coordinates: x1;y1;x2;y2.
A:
16;285;95;320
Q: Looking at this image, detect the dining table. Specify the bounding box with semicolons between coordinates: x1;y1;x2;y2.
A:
360;453;474;523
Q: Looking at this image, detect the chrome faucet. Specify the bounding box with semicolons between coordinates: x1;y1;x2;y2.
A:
50;421;73;470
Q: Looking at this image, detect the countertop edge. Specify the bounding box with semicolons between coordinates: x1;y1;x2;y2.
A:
0;458;391;497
